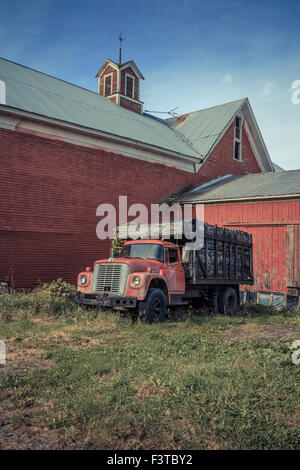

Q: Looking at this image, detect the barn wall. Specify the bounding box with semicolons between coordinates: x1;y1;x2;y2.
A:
0;119;262;287
119;96;142;114
204;200;300;294
0;128;191;286
200;121;261;179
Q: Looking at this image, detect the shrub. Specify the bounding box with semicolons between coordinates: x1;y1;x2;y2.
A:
238;302;278;317
111;238;125;257
43;278;76;298
0;279;79;320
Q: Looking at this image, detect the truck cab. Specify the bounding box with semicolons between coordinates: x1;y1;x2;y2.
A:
73;240;185;322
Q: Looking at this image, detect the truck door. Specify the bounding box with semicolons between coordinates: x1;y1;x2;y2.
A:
164;247;185;294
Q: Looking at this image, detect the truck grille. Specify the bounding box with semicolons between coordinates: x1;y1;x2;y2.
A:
93;263;129;295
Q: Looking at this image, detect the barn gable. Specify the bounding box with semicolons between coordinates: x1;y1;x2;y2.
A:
166;99;274;173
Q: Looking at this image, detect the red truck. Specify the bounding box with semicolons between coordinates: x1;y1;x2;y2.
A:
73;223;253;322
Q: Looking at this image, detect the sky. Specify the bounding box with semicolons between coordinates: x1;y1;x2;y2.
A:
0;0;299;170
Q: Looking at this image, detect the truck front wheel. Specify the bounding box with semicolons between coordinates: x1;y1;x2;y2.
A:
138;288;167;324
218;287;238;315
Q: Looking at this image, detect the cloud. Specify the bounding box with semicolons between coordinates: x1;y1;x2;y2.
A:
222;74;232;83
258;80;275;96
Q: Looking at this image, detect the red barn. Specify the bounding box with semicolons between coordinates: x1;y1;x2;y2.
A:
173;171;300;303
0;56;274;287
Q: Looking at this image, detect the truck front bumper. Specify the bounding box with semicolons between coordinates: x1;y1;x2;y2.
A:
72;292;137;308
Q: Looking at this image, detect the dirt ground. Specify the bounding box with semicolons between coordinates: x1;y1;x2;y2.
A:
0;345;64;450
0;397;65;450
220;323;300;341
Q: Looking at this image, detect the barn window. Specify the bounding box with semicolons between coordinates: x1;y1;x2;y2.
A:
234;141;241;160
104;75;112;96
235;116;241;139
125;74;134;98
233;116;242;161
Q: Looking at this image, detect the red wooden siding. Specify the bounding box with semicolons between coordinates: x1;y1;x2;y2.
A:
200;121;261;179
119;96;142;113
108;96;117;104
0;118;262;287
204;200;300;294
120;67;139;101
99;65;118;96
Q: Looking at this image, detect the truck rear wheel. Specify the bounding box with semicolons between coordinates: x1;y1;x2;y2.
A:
138;288;167;324
218;287;238;315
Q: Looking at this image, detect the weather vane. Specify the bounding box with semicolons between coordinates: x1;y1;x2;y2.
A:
117;34;124;65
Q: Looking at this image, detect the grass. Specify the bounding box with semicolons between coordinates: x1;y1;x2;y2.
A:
0;285;300;450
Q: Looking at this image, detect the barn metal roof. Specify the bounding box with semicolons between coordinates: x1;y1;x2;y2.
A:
272;162;285;172
176;170;300;203
0;58;274;172
166;99;246;157
0;57;199;160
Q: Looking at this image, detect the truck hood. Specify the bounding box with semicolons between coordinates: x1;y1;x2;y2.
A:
94;258;164;273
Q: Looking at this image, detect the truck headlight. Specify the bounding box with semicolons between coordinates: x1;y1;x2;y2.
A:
79;275;87;285
131;276;141;287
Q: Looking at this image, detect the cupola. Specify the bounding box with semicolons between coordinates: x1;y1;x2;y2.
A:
96;41;144;114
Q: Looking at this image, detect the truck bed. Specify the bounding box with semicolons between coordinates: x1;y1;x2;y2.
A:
183;223;253;285
115;219;253;286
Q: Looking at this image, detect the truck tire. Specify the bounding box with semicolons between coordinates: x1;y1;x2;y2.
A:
218;287;238;315
138;288;167;324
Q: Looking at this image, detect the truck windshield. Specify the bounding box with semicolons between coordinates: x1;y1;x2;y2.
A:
119;243;164;262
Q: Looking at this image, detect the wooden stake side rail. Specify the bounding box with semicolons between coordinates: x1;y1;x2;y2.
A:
184;224;253;286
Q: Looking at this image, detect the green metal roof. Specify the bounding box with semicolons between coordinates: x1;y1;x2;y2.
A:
166;99;246;157
272;162;285;172
0;58;273;172
177;170;300;202
0;57;200;160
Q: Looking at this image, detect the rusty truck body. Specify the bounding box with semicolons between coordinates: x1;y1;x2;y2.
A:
73;222;253;322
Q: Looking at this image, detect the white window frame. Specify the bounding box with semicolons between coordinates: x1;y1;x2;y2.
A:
125;73;135;99
233;115;243;161
104;73;113;97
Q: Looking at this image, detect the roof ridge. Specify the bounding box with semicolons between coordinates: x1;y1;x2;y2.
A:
0;58;153;125
0;56;99;96
174;98;247;119
237;168;300;177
